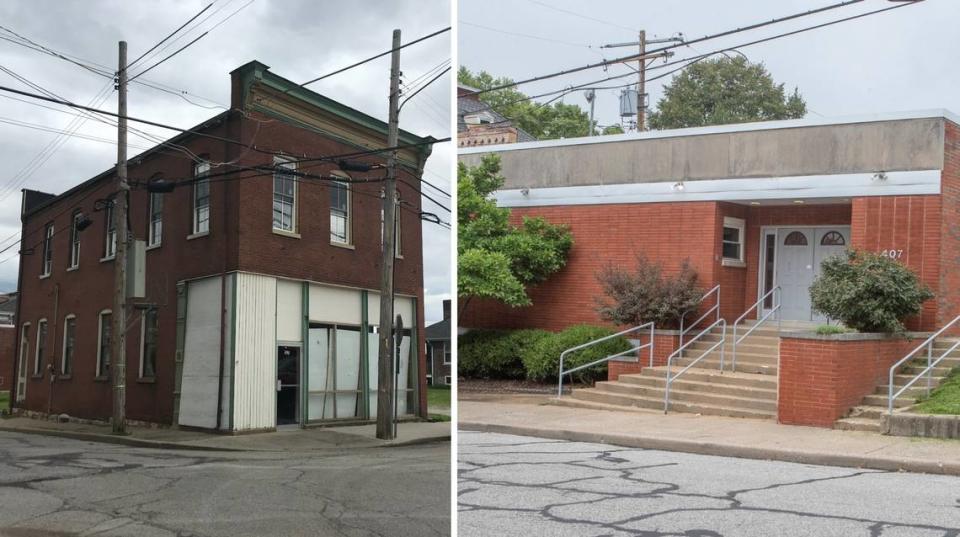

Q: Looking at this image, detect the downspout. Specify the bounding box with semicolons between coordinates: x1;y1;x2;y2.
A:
214;112;235;432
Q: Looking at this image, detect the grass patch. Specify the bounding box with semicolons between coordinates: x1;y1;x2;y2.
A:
427;386;450;409
913;367;960;415
815;325;852;335
427;414;451;422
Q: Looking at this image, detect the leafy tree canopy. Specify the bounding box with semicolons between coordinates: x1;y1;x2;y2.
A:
459;66;601;139
648;56;806;130
458;155;573;307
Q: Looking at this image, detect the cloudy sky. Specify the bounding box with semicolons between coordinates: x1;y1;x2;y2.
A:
0;0;452;322
459;0;958;133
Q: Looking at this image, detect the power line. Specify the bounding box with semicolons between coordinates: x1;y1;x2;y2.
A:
128;2;215;70
297;26;451;87
462;0;871;98
399;66;450;111
523;0;636;33
459;20;594;49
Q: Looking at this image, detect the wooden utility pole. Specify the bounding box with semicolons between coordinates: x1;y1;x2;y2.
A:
636;30;646;131
377;28;401;440
111;40;129;435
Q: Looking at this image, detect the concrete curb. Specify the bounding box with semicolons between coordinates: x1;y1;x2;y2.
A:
0;426;248;452
459;421;960;477
385;434;451;448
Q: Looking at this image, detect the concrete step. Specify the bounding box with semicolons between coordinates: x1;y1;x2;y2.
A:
846;405;886;420
637;367;777;390
874;385;936;399
669;357;778;375
834;417;882;433
675;349;778;365
699;333;780;345
594;381;777;411
861;394;914;408
900;364;953;377
619;374;778;400
891;373;948;386
687;341;777;355
570;388;775;419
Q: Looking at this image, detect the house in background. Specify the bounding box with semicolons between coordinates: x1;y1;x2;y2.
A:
13;61;435;432
0;292;15;395
457;84;535;148
425;299;451;386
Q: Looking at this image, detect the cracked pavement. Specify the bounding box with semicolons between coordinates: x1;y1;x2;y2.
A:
458;431;960;537
0;431;450;537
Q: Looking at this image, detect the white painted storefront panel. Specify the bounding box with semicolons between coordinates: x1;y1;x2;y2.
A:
233;273;278;431
276;279;302;343
309;284;362;325
366;292;415;328
179;276;223;429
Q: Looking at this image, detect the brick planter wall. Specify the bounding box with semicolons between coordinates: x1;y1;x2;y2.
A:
608;331;680;380
779;333;921;427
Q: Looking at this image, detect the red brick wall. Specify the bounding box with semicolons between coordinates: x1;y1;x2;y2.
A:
939;121;960;330
607;331;679;380
462;201;721;331
0;326;13;392
778;335;916;427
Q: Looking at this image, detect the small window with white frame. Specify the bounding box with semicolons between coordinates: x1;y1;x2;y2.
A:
722;216;746;265
34;318;47;376
41;223;53;276
443;341;450;365
104;202;117;259
330;176;351;245
273;158;297;233
62;314;76;376
193;161;210;235
148;190;163;247
443;375;451;385
69;211;81;269
96;310;111;378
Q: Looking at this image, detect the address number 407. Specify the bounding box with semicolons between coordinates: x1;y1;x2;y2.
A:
880;249;904;259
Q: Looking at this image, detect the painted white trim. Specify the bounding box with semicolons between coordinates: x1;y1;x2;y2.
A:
17;322;30;401
459;109;960;155
722;216;746;264
495;170;941;207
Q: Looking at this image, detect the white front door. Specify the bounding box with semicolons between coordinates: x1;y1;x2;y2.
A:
768;226;851;321
777;229;815;321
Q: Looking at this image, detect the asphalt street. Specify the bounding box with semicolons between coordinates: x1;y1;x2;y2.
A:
0;431;450;537
458;430;960;537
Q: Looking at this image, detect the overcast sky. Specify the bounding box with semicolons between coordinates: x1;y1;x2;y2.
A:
0;0;452;323
459;0;958;133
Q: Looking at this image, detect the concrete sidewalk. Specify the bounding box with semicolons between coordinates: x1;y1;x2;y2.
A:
459;397;960;476
0;416;450;451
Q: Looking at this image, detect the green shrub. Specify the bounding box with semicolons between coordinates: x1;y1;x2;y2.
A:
521;325;632;383
595;255;702;329
814;325;852;335
458;329;551;379
810;250;933;333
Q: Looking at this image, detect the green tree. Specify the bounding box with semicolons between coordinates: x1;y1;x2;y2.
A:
459;66;592;140
601;124;624;135
458;155;573;308
648;56;807;130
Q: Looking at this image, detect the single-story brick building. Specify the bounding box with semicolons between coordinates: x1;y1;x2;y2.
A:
458;110;960;431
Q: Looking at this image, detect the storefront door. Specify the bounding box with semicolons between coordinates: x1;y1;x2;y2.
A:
765;226;850;321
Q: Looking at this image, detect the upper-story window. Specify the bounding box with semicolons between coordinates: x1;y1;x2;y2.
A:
41;223;53;276
273;159;297;233
193;161;210;235
104;202;117;259
330;177;351;245
149;191;163;247
69;211;81;269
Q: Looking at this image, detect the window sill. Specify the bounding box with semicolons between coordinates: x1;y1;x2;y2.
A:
100;256;115;263
722;258;746;268
137;377;156;384
272;229;301;239
58;374;72;381
146;242;161;251
330;241;355;250
186;231;209;241
38;273;50;280
93;376;109;383
30;374;43;380
66;265;78;272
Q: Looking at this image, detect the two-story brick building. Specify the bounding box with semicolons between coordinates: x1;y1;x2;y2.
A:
11;61;436;432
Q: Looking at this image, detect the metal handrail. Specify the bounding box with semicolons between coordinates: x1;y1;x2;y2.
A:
731;286;781;372
887;314;960;414
679;285;721;359
557;322;655;397
664;318;726;413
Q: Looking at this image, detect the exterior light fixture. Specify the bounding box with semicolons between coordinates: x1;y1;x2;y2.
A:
873;171;888;182
793;200;805;204
750;201;761;206
520;187;530;197
672;181;685;192
75;214;93;231
147;178;176;193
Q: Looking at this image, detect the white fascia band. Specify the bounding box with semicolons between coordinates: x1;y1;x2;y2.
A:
495;170;942;208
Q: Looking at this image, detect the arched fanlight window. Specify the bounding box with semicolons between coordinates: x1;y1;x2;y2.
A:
784;231;808;246
820;231;846;246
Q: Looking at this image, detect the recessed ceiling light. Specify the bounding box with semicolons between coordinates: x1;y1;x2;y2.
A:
793;200;805;204
750;201;761;205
